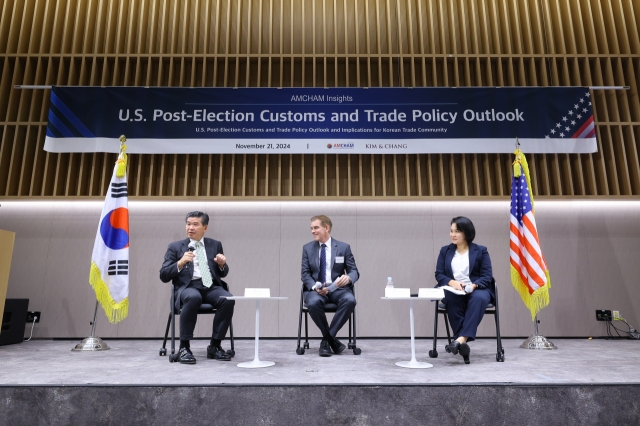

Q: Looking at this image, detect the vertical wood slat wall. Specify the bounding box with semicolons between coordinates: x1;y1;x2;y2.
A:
0;0;638;198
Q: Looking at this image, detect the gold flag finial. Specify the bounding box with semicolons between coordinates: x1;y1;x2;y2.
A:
116;135;128;178
512;147;522;178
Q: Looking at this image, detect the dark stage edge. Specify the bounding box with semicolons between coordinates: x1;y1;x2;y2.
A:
2;383;639;425
3;339;640;425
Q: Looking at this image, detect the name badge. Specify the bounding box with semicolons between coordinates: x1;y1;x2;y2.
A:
335;256;344;264
418;288;445;299
245;288;271;298
385;288;410;298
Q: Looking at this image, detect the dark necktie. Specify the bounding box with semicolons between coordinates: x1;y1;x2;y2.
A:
319;243;327;285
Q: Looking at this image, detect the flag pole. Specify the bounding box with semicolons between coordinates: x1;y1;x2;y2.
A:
520;315;557;350
90;300;98;337
71;301;111;351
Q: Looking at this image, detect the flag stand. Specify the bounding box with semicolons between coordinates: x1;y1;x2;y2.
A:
520;315;557;349
71;301;111;351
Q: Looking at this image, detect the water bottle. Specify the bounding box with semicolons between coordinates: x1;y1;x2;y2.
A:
386;277;394;289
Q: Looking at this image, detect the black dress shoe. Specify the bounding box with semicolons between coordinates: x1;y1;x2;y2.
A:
445;341;460;355
179;347;196;364
329;337;346;354
319;339;332;357
459;343;471;364
207;345;231;361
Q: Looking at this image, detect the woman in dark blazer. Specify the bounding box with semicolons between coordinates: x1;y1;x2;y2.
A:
435;216;494;364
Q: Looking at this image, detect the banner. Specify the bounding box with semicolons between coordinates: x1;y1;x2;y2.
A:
45;87;596;154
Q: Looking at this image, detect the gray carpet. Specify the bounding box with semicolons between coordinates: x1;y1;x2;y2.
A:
1;338;638;385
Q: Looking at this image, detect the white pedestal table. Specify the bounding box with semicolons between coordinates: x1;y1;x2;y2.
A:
381;295;443;369
223;296;288;368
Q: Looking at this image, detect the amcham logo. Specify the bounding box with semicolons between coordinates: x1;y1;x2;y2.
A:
327;143;354;149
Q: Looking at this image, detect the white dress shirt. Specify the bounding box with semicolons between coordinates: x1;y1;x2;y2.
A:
451;250;473;286
177;239;219;278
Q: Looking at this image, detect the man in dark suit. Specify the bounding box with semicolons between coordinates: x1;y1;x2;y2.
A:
159;211;235;364
301;215;359;357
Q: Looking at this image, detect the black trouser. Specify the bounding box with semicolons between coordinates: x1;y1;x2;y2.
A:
179;280;235;341
443;288;491;342
305;287;356;339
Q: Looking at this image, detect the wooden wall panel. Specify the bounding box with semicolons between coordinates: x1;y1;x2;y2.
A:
0;0;638;198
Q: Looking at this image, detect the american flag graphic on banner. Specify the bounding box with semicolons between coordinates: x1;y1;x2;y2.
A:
509;149;551;320
545;91;595;139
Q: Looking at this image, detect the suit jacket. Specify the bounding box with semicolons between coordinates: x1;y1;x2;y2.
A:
301;238;359;292
159;237;230;310
435;242;494;301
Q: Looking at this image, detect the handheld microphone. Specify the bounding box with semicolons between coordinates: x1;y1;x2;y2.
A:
184;242;196;269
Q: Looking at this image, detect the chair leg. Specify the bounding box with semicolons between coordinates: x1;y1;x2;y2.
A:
159;313;171;356
351;310;360;354
432;304;439;351
304;312;310;349
443;312;452;345
171;312;175;352
429;302;439;358
168;311;178;363
167;289;180;363
348;316;353;346
495;311;504;362
296;304;304;352
229;320;235;356
162;313;171;349
351;310;356;346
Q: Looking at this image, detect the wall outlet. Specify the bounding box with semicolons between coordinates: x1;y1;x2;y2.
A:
613;310;621;320
595;310;612;321
26;311;41;323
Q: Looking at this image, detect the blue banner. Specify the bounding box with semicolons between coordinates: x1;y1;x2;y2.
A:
44;87;596;154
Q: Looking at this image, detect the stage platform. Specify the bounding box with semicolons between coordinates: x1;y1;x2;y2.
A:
2;338;639;425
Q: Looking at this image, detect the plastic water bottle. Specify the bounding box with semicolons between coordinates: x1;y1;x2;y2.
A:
386;277;394;289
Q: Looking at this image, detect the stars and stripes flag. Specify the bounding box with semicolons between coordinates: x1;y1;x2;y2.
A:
545;91;594;139
509;148;551;320
89;136;130;323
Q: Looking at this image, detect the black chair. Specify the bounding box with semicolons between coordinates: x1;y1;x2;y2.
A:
296;284;361;355
159;280;235;362
428;279;504;362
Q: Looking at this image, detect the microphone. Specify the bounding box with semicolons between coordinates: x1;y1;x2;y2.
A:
184;242;196;269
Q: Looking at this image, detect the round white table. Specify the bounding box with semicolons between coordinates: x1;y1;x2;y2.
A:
381;295;443;369
223;296;288;368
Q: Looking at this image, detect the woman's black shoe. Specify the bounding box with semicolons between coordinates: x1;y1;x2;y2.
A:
459;343;471;364
445;341;460;355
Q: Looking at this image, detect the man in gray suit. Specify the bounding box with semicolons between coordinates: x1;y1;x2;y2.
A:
301;215;359;357
159;211;235;364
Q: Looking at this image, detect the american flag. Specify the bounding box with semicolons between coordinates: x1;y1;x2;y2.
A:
509;153;550;318
545;91;595;139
